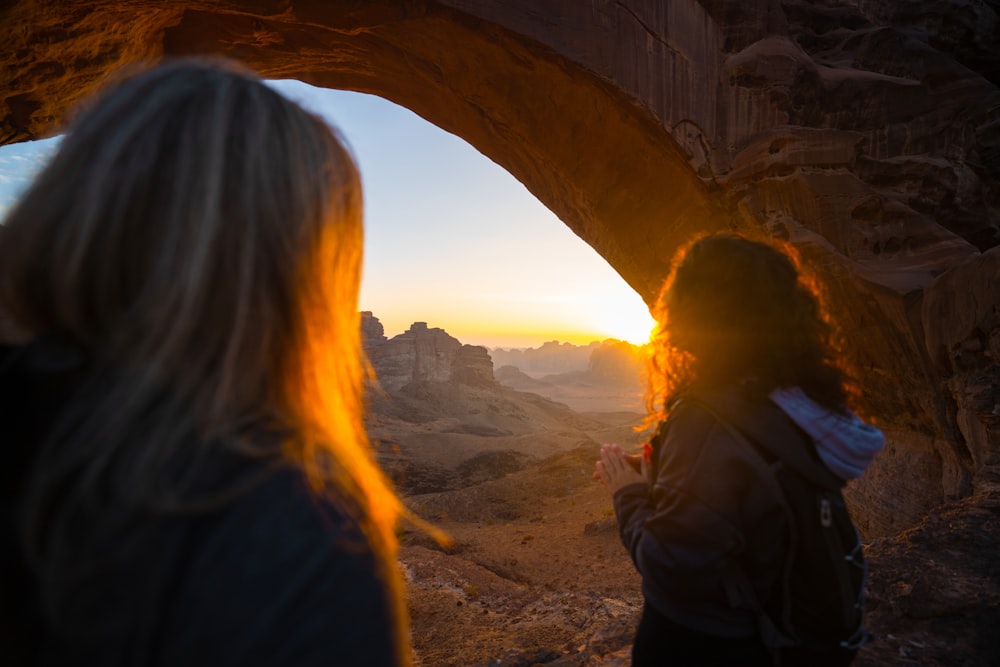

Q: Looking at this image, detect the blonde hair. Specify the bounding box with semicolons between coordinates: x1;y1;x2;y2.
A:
0;59;408;661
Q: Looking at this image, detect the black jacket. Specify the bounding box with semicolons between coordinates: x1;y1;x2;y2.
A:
1;340;404;666
612;394;800;639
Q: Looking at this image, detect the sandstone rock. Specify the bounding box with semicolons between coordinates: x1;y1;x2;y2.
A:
922;246;1000;494
360;310;387;347
366;318;495;392
858;492;1000;666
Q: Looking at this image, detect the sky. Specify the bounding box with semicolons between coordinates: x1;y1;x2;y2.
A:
0;80;655;349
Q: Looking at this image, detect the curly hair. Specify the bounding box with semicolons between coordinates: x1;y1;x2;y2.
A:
645;233;854;424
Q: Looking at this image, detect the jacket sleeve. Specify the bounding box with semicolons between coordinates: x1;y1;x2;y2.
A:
612;401;780;606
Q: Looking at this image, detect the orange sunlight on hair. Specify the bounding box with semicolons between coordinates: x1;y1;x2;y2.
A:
280;203;414;663
285;220;399;538
285;219;451;547
642;233;859;432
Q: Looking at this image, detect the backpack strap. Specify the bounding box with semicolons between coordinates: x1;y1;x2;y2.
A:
692;392;844;491
689;392;871;657
682;394;801;652
722;562;795;652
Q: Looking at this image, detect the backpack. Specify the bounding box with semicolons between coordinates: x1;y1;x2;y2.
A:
688;393;870;659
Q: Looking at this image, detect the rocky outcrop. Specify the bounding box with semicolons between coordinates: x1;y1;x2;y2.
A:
492;339;643;387
366;317;495;392
587;340;645;387
922;246;1000;494
360;310;387;347
859;492;1000;665
493;365;548;392
490;341;600;375
492;341;646;414
1;0;997;536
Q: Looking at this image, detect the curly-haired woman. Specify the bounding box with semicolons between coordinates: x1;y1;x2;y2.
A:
594;233;884;666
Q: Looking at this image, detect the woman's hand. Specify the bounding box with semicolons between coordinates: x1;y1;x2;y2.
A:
593;443;647;495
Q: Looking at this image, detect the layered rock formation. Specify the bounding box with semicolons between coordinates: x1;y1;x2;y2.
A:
360;309;388;346
363;315;495;392
1;0;997;541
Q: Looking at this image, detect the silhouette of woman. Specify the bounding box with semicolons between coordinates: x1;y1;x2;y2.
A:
594;233;884;666
0;59;410;665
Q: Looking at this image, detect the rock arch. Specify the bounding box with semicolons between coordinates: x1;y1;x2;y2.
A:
2;0;998;535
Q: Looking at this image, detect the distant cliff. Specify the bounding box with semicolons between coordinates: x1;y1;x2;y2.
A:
491;338;645;385
361;313;645;412
587;339;646;386
490;340;600;374
492;339;646;413
361;312;495;392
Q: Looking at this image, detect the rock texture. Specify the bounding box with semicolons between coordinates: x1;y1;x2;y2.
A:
2;1;999;650
361;309;388;346
364;316;495;392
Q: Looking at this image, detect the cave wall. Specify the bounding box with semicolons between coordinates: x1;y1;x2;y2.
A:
1;0;997;535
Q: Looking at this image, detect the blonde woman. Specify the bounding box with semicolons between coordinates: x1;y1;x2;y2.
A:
0;60;409;666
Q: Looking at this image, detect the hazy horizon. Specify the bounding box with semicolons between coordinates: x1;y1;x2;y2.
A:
364;311;644;351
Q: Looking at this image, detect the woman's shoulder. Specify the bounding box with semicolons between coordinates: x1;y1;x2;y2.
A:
159;462;401;665
192;462;374;567
652;398;732;473
656;389;776;468
663;392;744;443
667;387;774;434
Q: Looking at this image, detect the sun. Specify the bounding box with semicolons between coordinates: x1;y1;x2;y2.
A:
588;291;657;346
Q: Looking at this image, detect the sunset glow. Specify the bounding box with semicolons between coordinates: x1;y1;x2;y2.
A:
0;81;657;350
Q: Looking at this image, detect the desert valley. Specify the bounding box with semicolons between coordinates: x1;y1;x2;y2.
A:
363;314;999;667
